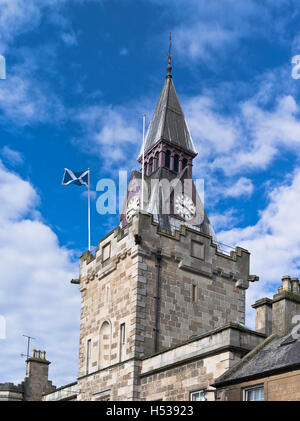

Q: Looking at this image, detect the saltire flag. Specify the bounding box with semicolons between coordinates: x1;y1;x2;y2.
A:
62;168;89;187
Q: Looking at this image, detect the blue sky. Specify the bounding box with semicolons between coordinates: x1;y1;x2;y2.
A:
2;0;300;387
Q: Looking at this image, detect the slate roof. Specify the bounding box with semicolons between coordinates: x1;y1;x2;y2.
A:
137;76;197;160
214;330;300;386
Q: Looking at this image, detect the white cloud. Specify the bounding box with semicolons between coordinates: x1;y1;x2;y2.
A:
0;52;66;125
1;146;23;165
183;96;238;157
0;161;38;221
217;169;300;327
0;0;42;51
219;95;300;174
61;31;78;46
209;209;239;231
174;23;238;63
76;104;141;171
148;0;295;64
0;161;80;386
183;88;300;178
0;0;88;51
223;177;254;198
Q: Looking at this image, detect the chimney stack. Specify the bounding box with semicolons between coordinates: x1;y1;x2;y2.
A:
253;276;300;337
24;349;54;401
252;298;273;336
272;276;300;336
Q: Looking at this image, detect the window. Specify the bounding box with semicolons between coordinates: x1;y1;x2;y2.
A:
86;339;91;374
192;285;198;302
243;385;264;401
120;323;126;361
154;152;159;171
174;154;179;172
182;158;187;169
190;390;206;401
102;242;111;262
149;158;153;175
165;151;171;169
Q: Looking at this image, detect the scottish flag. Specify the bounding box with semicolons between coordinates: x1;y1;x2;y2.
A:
62;168;89;187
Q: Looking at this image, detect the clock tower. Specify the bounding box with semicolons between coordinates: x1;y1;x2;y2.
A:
76;36;254;401
121;36;214;238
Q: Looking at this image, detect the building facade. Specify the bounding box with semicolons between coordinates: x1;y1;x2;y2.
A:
3;51;288;402
214;276;300;401
71;57;262;401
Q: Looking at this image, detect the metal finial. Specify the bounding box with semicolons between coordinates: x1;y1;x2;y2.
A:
166;32;172;78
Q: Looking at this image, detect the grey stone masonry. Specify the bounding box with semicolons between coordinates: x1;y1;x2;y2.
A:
140;323;265;401
76;211;256;401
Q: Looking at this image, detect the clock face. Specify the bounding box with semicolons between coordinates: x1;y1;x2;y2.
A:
175;194;196;221
126;195;140;222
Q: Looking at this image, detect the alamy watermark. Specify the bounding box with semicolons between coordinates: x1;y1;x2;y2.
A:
0;54;6;80
95;171;205;224
291;315;300;340
0;315;6;339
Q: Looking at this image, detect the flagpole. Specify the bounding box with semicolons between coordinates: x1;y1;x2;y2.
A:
141;114;146;211
88;168;91;252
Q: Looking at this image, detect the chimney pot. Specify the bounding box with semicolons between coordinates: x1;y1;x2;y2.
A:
291;278;300;295
41;351;46;360
282;275;291;292
272;276;300;335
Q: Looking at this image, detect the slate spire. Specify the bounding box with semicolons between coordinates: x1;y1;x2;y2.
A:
137;36;197;161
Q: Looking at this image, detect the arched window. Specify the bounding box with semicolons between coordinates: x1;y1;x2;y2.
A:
174;154;179;172
149;158;153;175
120;323;126;361
99;321;111;369
154;152;159;171
165;151;171;169
182;159;187;169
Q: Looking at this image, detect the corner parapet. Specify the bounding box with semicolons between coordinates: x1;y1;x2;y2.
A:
137;211;250;263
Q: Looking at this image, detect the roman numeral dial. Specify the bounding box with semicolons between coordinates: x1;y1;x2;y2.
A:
175;194;196;221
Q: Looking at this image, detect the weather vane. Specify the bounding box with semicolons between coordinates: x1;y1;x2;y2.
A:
168;32;172;65
166;32;174;77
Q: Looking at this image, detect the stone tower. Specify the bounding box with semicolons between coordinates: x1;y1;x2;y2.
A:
76;56;254;401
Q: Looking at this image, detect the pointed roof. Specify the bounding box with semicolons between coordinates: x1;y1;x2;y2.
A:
138;76;197;160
